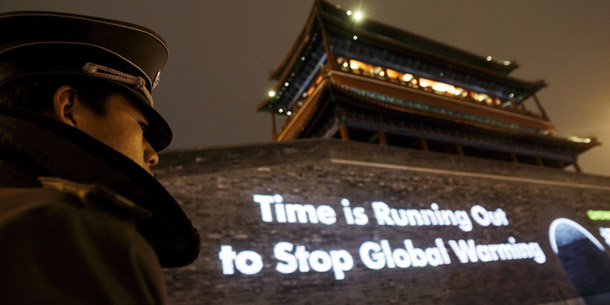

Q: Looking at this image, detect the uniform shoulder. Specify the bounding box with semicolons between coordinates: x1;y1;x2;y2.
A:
0;177;151;221
0;185;82;220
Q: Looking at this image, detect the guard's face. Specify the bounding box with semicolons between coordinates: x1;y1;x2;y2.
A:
71;93;159;175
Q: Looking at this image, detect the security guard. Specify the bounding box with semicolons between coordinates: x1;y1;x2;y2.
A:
0;12;199;304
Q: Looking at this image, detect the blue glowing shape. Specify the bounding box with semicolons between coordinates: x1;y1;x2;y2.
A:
548;218;605;254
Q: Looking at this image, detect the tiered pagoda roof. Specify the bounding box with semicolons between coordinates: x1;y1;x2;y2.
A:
257;0;598;170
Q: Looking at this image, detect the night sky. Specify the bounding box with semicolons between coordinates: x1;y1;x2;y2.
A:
2;0;609;176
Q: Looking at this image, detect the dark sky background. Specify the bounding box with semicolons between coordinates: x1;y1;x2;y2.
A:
2;0;610;176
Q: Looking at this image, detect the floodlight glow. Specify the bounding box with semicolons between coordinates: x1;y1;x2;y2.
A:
402;74;413;82
346;10;352;16
568;135;592;143
353;11;363;21
486;56;492;61
268;90;276;97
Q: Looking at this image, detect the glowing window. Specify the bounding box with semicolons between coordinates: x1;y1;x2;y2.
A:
306;86;315;96
385;68;401;80
349;59;374;74
470;92;489;102
315;75;323;85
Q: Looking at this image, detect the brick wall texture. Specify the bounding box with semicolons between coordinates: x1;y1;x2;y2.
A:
155;139;610;305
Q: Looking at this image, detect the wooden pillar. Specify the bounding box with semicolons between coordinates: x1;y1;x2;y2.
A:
420;138;429;151
340;124;350;141
532;94;550;121
378;131;387;146
320;29;337;70
510;153;518;164
271;111;278;141
573;162;582;173
455;144;464;156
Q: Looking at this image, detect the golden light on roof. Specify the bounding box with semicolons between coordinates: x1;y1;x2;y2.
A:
353;11;363;21
568;135;592;143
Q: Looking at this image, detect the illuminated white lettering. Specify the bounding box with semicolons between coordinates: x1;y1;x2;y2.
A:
309;250;332;273
275;242;298;274
390;209;409;226
448;238;545;264
404;239;427;267
425;247;444;267
371;201;394;225
317;205;337;225
436;238;452;264
219;245;237;274
273;242;353;280
476;244;493;262
329;250;354;280
285;204;318;223
486;244;500;261
359;241;385;270
392;248;411;268
380;240;396;268
275;202;287;223
448;239;479;263
360;239;450;271
421;209;437;225
219;245;263;275
454;210;473;232
353;207;369;225
470;205;508;227
341;199;369;226
252;194;337;225
295;246;310;272
235;250;263;275
470;206;490;226
371;201;472;232
252;194;275;222
431;203;443;225
342;199;355;225
529;242;546;264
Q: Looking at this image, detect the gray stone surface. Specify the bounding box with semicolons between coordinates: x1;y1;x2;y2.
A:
157;139;610;304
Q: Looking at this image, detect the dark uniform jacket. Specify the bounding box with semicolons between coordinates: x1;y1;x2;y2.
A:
0;106;199;304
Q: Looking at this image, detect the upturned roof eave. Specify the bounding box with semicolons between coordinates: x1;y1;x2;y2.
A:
269;3;320;80
318;11;547;93
325;83;598;154
316;0;519;75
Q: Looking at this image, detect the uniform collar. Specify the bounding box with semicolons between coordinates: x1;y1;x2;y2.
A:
0;105;199;267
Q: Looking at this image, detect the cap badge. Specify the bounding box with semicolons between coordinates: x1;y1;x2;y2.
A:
153;70;161;89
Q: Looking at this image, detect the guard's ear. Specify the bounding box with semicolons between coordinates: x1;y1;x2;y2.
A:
52;85;77;127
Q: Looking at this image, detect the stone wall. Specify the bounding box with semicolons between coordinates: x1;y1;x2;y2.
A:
157;139;610;304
